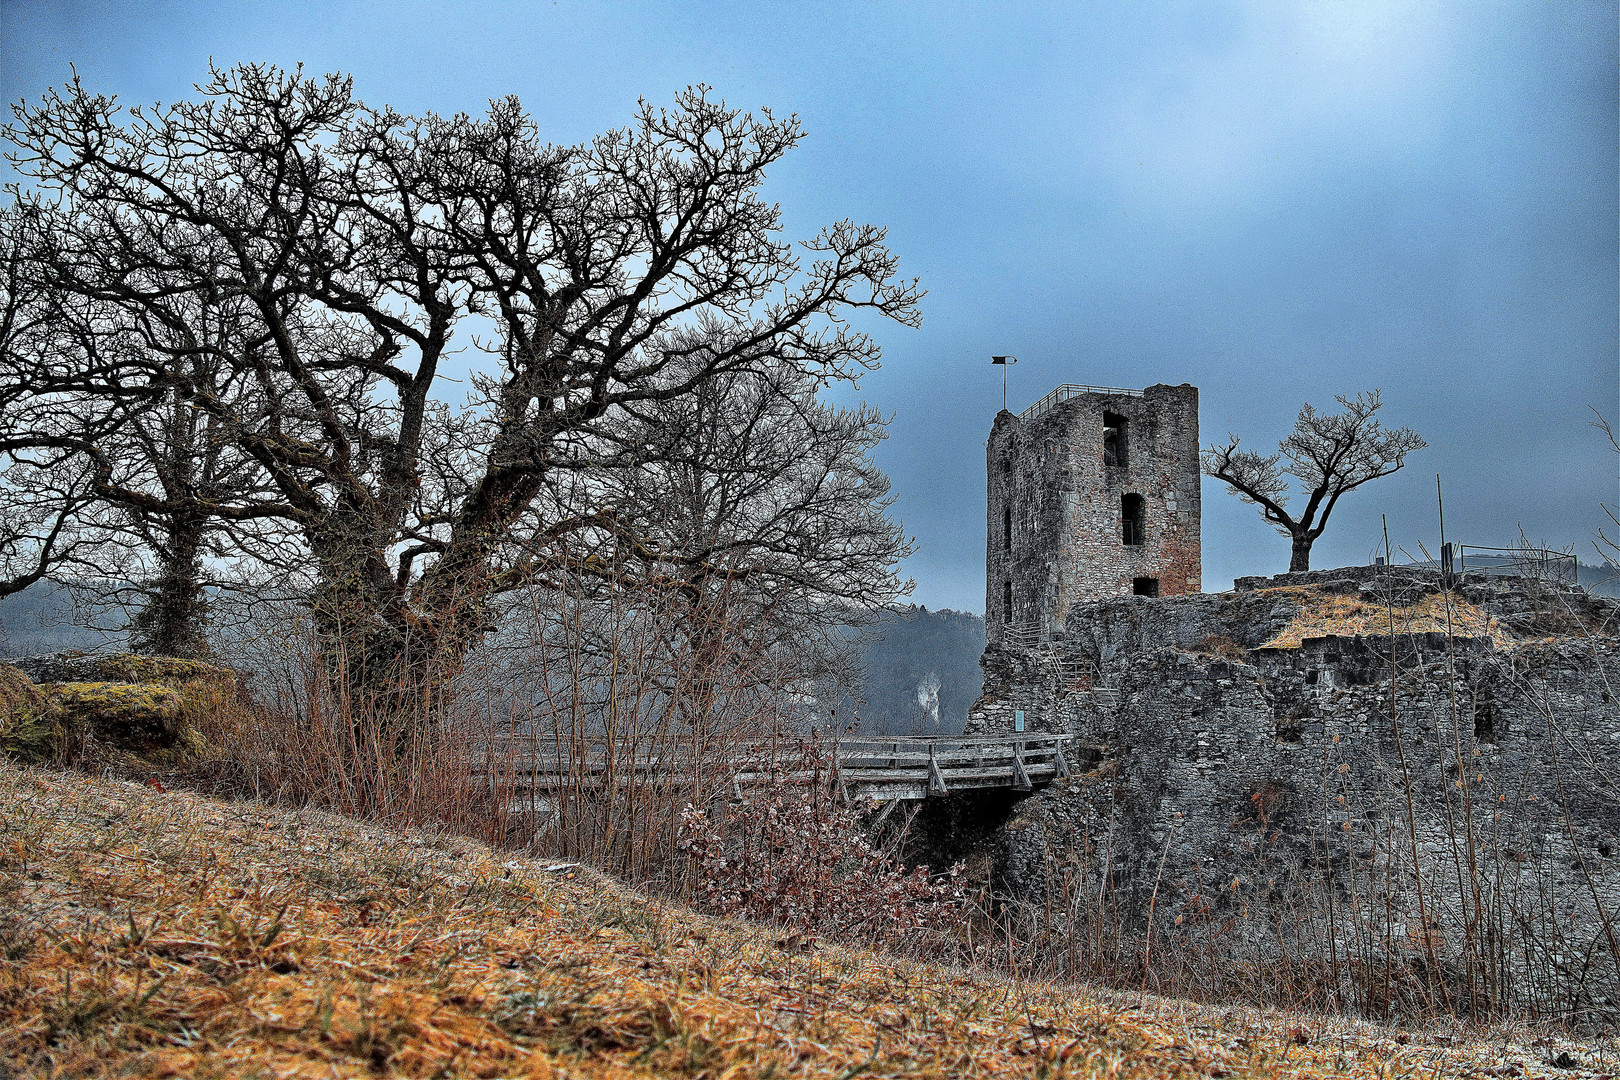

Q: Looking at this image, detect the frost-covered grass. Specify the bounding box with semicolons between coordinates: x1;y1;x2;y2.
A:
2;762;1611;1078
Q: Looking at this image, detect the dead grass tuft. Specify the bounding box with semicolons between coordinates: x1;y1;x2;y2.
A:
1260;590;1511;650
2;763;1608;1077
1195;634;1248;661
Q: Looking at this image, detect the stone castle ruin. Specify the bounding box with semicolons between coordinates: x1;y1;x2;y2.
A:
963;379;1620;1016
986;383;1201;647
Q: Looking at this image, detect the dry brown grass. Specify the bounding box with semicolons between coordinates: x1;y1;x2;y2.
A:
1;762;1610;1078
1260;590;1511;651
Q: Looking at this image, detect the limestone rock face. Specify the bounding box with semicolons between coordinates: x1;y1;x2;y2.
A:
964;566;1620;1013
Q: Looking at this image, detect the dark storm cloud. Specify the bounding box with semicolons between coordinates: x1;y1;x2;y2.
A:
3;0;1613;610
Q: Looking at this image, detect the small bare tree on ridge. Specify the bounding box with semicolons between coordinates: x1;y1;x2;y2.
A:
1203;390;1425;572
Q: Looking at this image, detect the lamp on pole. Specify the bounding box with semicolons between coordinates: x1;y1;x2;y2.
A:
991;355;1017;412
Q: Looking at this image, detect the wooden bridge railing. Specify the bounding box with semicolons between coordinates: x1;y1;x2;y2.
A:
811;734;1073;800
473;733;1076;803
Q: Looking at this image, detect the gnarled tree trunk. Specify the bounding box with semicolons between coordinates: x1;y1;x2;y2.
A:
1289;535;1313;573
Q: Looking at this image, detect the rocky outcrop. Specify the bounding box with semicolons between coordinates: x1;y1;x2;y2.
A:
0;652;236;764
45;681;186;755
965;567;1620;1016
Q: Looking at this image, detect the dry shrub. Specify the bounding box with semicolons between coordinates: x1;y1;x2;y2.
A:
0;664;50;762
189;570;836;872
182;631;511;847
488;573;858;888
677;740;969;956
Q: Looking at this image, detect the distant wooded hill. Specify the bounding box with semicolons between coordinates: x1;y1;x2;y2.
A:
853;605;984;736
0;583;112;657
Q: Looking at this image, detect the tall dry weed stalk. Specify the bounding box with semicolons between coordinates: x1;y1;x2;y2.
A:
467;563;861;888
185;612;515;846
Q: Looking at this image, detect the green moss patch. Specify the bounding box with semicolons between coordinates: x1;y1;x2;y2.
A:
48;682;183;754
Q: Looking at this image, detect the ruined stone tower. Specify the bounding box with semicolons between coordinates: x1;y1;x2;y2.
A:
986;383;1200;647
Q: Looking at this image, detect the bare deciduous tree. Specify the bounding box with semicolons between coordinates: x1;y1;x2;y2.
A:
1;204;290;653
1203;390;1425;572
0;205;125;601
591;364;913;697
4;66;920;707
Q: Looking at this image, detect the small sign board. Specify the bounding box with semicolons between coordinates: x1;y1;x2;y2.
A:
1014;709;1025;733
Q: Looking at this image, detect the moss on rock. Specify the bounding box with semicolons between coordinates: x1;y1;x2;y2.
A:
48;682;184;755
77;656;231;746
75;654;234;687
11;653;237;761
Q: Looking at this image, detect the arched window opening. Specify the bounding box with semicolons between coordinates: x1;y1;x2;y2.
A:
1122;493;1146;546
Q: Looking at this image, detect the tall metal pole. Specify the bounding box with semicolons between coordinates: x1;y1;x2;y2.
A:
1437;473;1449;588
991;356;1016;413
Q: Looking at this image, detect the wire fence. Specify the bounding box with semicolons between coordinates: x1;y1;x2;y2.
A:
1394;543;1577;585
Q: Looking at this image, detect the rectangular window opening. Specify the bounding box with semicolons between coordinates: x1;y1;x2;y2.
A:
1122;493;1146;546
1132;577;1160;597
1003;506;1012;551
1103;411;1128;467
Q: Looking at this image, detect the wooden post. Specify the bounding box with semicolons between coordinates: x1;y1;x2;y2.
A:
1053;739;1072;779
927;742;948;796
871;798;901;830
1011;740;1032;791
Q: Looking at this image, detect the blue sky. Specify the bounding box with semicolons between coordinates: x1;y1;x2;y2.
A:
4;0;1615;612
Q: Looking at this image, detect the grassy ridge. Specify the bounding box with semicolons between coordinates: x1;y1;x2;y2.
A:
0;762;1607;1078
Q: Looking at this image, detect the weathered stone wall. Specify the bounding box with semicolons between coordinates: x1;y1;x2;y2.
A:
985;383;1200;648
965;568;1620;1013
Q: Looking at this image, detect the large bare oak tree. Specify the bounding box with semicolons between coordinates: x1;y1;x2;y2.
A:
3;66;921;705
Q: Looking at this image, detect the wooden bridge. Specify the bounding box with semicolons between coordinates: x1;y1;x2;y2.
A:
476;734;1076;805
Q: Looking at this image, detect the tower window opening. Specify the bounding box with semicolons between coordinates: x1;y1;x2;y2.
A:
1103;412;1128;467
1132;577;1160;597
1003;506;1012;551
1122;493;1146;546
1003;579;1013;624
